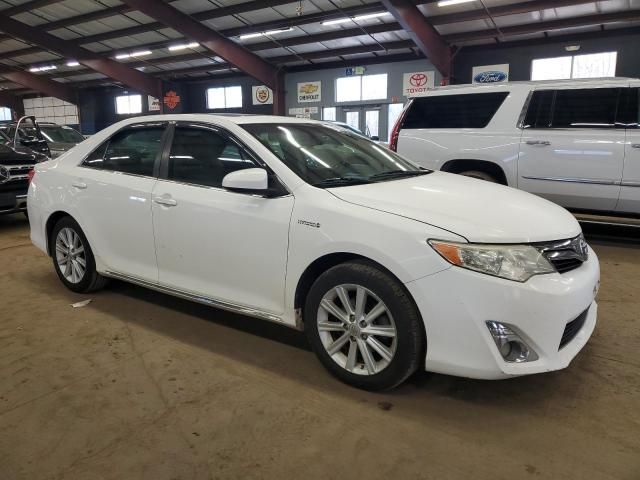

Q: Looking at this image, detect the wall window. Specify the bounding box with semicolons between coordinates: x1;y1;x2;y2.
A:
0;107;11;121
115;95;142;115
365;110;379;138
336;74;387;102
322;107;336;121
24;97;79;125
531;52;617;81
206;86;243;109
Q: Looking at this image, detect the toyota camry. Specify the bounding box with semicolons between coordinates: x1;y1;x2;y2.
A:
27;115;600;390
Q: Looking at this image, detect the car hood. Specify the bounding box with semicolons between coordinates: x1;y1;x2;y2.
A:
328;171;581;243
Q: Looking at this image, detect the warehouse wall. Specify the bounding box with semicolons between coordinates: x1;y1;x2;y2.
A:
452;28;640;84
284;58;441;117
76;58;439;134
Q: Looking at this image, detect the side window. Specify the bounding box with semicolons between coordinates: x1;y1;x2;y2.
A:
402;92;509;129
551;88;619;129
522;90;554;129
82;126;165;175
167;127;256;188
618;87;639;128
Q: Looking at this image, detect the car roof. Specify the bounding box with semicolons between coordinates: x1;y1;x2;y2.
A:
114;114;323;126
429;77;639;93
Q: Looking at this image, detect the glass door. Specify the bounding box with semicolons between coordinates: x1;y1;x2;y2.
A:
340;106;383;140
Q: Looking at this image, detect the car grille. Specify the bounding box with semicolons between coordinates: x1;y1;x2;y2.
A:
559;308;589;350
534;235;589;275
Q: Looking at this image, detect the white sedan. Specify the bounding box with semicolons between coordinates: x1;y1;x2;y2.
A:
27;115;600;390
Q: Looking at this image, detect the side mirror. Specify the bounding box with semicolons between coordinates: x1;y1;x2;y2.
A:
222;168;268;193
370;136;380;141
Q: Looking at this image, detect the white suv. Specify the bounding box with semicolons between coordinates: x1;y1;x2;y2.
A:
391;78;640;216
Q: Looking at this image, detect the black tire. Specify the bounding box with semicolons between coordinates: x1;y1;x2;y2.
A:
458;170;498;183
304;260;424;391
50;216;108;293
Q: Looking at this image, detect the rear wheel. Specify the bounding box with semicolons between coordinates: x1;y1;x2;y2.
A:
458;170;498;183
50;216;108;293
304;261;424;391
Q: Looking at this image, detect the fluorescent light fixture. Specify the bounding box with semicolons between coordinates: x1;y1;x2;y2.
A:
28;65;57;72
239;27;293;40
437;0;476;6
66;60;80;67
168;42;199;51
322;17;351;26
353;12;390;21
264;27;293;36
322;11;389;25
565;44;581;52
239;32;263;40
115;50;152;59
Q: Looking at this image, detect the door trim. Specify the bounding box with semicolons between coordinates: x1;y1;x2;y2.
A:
102;270;301;330
522;175;620;186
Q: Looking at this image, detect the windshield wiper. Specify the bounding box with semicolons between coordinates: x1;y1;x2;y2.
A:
369;170;429;181
313;176;372;187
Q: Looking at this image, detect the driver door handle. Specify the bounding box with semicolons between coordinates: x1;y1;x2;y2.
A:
72;181;87;189
631;144;640;149
153;197;178;207
526;140;551;146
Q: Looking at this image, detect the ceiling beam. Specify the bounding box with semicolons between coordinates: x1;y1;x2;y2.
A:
0;0;296;43
444;9;640;43
381;0;450;77
429;0;598;26
153;40;417;79
0;13;163;98
0;68;77;103
119;0;281;90
9;21;405;78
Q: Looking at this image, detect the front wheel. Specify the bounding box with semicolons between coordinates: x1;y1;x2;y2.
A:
50;216;108;293
304;261;424;391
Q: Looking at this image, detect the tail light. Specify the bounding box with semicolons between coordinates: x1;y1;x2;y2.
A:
27;168;35;184
388;100;412;152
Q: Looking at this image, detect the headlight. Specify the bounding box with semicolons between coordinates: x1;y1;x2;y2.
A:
428;240;555;282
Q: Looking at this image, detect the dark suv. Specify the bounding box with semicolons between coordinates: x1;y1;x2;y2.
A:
0;120;49;215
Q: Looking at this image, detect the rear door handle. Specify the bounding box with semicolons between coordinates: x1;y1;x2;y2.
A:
631;144;640;149
526;140;551;146
153;197;178;207
72;181;87;189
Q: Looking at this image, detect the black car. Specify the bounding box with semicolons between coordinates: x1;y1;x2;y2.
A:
0;127;48;215
0;120;81;158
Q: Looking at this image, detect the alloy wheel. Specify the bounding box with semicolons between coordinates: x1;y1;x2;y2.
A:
316;284;397;376
55;227;86;284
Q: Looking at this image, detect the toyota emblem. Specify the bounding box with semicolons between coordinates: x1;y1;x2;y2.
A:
409;73;428;87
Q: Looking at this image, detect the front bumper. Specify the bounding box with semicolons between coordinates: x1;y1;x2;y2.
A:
406;246;600;379
0;192;27;215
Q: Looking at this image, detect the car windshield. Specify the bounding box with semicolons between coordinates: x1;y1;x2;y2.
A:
242;123;428;187
39;126;84;143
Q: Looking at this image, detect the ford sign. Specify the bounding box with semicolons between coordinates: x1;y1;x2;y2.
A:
474;71;507;83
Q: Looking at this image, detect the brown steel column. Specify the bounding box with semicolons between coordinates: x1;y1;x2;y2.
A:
381;0;451;78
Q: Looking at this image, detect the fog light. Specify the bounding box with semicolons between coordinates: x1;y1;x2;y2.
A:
486;321;538;363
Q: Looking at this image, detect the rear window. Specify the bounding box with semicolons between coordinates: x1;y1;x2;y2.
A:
402;92;509;129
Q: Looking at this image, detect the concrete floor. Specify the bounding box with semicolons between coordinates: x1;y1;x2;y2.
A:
1;214;639;480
